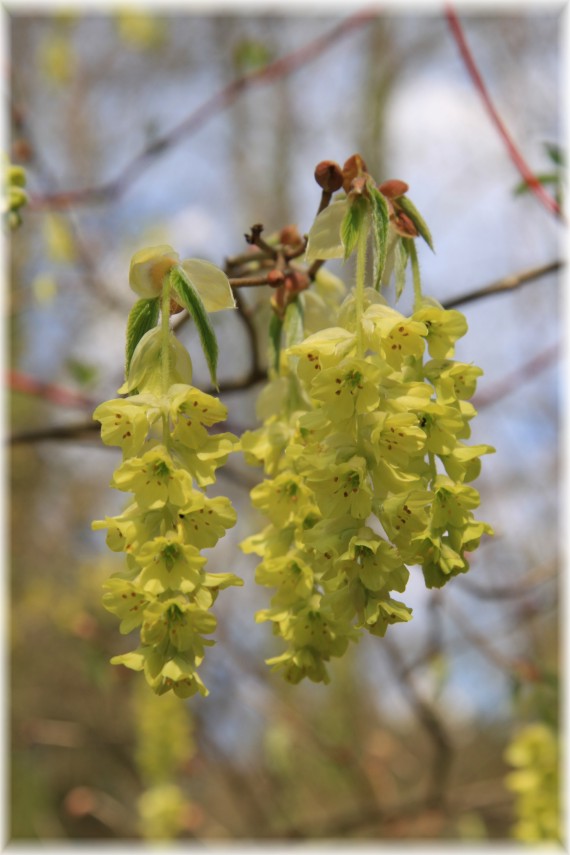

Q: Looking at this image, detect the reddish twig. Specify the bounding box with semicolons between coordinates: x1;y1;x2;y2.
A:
472;343;559;410
29;11;376;210
445;4;563;220
7;370;96;409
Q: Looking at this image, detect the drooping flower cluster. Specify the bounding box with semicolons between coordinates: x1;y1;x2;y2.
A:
93;247;241;697
504;723;561;842
4;157;27;229
242;287;493;684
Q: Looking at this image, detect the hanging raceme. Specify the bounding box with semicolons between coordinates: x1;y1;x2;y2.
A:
93;246;241;697
241;154;494;685
4;156;28;229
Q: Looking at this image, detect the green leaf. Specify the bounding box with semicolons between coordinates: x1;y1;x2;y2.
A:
268;314;283;373
233;38;272;72
284;299;304;349
367;182;390;290
394;238;410;302
66;358;99;387
340;196;368;261
514;172;561;195
170;267;219;389
125;297;160;376
305;200;348;263
179;259;236;312
397;196;434;251
544;142;564;167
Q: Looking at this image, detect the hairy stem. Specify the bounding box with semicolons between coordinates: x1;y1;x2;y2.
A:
355;224;368;358
161;276;172;395
409;240;423;310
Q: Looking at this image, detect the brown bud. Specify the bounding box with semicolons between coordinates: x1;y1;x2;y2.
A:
267;269;285;287
71;612;98;641
390;211;419;238
314;160;344;193
285;270;309;294
342;153;368;193
64;787;97;818
378;179;409;199
279;224;302;247
11;137;33;163
169;297;184;315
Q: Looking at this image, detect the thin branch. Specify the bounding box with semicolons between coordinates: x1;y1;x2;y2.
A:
7;370;96;409
473;342;559;409
228;273;279;288
382;636;453;810
457;564;557;600
9;102;125;311
231;290;265;389
443;259;563;309
29;11;375;211
444;597;543;681
244;224;278;260
444;5;563;220
9;422;99;445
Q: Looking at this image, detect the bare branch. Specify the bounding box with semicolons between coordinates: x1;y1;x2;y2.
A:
9;422;99;445
473;343;559;409
8;370;96;409
445;5;564;220
457;565;557;600
444;597;544;681
28;11;375;211
382;636;453;809
244;224;278;260
443;260;563;309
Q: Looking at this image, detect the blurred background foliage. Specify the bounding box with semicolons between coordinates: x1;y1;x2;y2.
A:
7;5;562;844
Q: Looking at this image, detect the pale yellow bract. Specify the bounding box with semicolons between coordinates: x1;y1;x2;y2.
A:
129;245;180;298
129;246;236;313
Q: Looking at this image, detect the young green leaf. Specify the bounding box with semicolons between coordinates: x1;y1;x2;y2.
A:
125;297;160;376
305;199;348;263
397;196;434;251
367;182;390;290
284;299;304;350
268;314;283;374
170;267;219;389
179;259;236;312
544;142;564;167
514;173;560;196
341;196;368;261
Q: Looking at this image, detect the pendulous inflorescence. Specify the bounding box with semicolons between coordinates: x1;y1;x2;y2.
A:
241;154;494;684
93;246;241;697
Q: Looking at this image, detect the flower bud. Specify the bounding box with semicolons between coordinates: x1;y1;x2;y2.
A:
314;160;344;193
285;270;309;294
390;211;419;238
267;269;285;287
342;154;368;194
378;179;409;199
129;245;180;298
279;224;303;247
